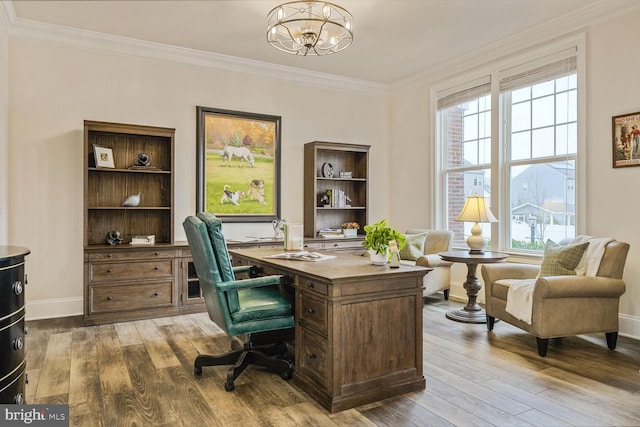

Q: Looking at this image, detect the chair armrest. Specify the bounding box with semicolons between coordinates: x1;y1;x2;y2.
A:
232;265;251;275
217;275;282;292
415;254;453;268
534;276;626;299
481;263;540;284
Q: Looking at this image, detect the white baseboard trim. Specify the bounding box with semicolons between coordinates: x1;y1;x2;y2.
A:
26;297;83;321
619;314;640;341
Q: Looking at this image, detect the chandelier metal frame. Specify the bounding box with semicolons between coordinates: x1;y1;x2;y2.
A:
266;1;354;56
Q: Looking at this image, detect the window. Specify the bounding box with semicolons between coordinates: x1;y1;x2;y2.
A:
436;46;580;252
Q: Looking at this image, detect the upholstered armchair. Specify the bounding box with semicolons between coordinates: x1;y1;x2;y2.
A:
400;229;454;300
183;213;295;391
481;238;629;357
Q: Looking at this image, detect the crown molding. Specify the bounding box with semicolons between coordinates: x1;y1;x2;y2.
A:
391;0;640;92
5;11;388;98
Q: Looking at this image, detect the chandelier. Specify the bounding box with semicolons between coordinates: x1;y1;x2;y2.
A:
266;1;354;56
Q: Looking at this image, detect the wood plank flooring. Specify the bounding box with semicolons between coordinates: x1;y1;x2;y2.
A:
25;297;640;426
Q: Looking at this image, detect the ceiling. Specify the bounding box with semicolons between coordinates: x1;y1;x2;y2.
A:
8;0;624;84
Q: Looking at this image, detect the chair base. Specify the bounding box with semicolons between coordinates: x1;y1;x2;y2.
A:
194;340;294;391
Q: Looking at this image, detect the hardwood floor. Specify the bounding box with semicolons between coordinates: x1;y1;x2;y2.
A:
25;297;640;426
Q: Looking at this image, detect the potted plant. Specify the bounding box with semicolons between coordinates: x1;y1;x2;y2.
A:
341;222;360;238
363;219;406;265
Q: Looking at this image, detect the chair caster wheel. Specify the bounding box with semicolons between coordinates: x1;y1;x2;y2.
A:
194;366;202;376
281;371;292;380
225;382;235;392
280;361;294;380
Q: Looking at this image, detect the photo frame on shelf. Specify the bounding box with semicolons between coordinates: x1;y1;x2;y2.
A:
612;111;640;168
93;145;115;168
196;106;281;222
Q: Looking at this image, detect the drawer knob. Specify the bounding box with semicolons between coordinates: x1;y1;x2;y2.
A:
107;253;113;258
307;308;315;314
153;292;159;296
307;282;314;289
13;337;23;351
107;296;113;301
14;393;24;405
333;243;339;247
154;266;159;270
12;281;23;295
107;269;113;273
155;251;160;256
309;353;317;360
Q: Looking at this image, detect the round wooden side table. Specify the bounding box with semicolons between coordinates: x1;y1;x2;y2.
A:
438;250;508;324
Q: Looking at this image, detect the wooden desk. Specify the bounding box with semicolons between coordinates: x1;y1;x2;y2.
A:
229;248;430;413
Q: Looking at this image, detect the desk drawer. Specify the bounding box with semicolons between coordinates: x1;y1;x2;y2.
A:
0;314;25;381
298;329;328;388
296;276;328;296
0;361;26;404
323;240;364;251
89;260;173;282
90;281;174;313
88;249;174;262
0;263;25;317
298;293;327;336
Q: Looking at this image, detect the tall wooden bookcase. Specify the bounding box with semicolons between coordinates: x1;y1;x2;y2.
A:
83;120;177;324
303;141;369;238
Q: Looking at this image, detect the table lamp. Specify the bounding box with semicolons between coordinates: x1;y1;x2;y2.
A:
455;194;498;254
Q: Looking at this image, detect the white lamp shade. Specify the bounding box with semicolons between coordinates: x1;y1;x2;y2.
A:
455;195;498;223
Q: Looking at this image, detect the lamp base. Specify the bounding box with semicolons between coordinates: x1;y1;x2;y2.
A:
466;222;487;254
468;249;485;255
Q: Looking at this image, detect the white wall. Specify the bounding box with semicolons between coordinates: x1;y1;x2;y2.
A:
0;15;8;244
389;11;640;338
7;37;389;319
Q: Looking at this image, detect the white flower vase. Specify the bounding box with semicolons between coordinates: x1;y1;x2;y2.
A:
369;249;388;265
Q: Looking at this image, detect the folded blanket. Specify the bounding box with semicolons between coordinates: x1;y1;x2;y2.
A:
504;279;537;325
573;235;614;276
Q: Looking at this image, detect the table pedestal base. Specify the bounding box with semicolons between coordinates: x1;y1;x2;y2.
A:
438;250;509;325
446;307;487;324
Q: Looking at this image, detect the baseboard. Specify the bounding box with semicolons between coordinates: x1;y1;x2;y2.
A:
25;297;83;321
619;314;640;341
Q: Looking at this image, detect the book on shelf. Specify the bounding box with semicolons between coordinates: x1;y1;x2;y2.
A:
130;235;155;245
318;228;345;238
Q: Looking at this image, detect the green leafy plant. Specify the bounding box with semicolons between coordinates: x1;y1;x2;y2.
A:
363;219;406;255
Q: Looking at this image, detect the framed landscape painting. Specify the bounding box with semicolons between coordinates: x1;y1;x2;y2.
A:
196;106;281;222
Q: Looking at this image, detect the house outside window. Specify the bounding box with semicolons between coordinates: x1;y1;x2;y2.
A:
436;43;582;252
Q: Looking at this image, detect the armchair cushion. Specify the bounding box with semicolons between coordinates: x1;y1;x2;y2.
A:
400;232;428;261
538;240;589;277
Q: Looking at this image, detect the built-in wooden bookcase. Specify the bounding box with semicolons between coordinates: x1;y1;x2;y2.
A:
304;141;369;238
84;121;175;245
83;120;177;325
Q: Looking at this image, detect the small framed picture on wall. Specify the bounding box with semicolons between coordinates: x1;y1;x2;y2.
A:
612;111;640;168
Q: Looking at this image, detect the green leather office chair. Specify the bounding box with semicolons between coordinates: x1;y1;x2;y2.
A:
183;212;294;391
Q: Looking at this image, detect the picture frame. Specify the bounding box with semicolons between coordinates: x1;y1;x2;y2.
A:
612;111;640;168
196;106;281;222
93;145;115;168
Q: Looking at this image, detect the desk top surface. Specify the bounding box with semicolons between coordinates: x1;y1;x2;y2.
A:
230;247;430;281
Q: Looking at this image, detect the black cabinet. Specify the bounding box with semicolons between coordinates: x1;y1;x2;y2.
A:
0;246;30;404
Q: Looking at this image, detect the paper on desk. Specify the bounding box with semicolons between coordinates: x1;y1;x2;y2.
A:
264;251;336;262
